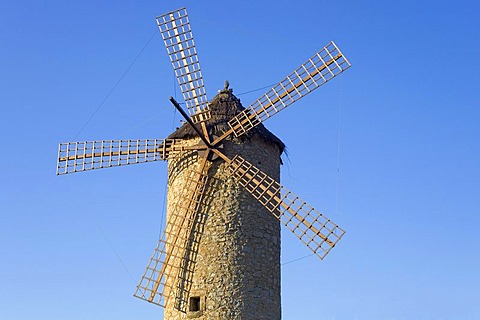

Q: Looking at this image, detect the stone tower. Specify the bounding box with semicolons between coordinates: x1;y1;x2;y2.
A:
164;87;285;319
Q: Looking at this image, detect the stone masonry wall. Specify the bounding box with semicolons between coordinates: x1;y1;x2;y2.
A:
164;134;281;320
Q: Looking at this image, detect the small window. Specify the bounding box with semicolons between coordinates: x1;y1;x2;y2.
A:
189;296;201;312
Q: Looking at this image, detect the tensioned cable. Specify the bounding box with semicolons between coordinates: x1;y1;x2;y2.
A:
119;81;276;134
237;83;276;96
336;75;344;216
121;80;277;134
282;76;345;266
73;29;158;286
78;17;344;269
156;76;180;240
71;29;158;141
153;73;179;245
282;253;314;266
95;220;137;285
121;110;164;136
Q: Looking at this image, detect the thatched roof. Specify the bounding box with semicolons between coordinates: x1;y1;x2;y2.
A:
168;87;285;154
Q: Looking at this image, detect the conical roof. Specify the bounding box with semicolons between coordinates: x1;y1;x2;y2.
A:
168;87;285;154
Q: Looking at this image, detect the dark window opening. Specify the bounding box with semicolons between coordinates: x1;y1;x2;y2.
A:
189;296;201;312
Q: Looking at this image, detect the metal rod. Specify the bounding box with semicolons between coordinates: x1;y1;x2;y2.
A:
169;97;212;148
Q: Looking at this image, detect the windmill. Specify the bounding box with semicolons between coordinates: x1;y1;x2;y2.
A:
57;7;351;319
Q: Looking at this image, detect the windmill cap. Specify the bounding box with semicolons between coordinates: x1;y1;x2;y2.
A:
168;88;285;154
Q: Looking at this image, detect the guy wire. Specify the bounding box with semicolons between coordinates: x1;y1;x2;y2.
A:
336;75;344;216
71;29;157;141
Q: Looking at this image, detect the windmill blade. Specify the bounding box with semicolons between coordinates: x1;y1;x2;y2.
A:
134;157;210;312
212;41;350;145
157;8;210;123
56;139;195;175
226;155;345;259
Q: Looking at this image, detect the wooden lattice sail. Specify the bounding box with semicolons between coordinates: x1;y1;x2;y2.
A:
156;8;210;123
56;6;351;318
134;157;210;311
225;155;345;259
57;139;194;174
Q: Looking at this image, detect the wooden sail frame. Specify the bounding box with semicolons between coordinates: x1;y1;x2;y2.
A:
56;139;201;174
156;8;210;123
134;156;210;312
57;6;351;314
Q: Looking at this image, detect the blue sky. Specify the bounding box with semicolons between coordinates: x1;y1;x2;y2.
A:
1;1;479;319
